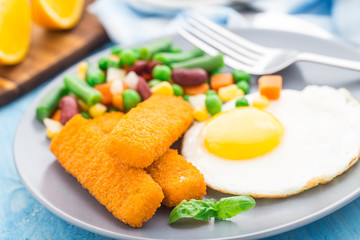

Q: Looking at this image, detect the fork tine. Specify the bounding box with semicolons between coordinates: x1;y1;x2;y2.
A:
189;13;269;54
186;17;261;60
183;23;255;66
178;29;253;72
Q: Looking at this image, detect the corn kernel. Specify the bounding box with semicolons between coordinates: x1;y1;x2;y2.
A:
109;54;120;61
89;103;107;118
43;118;63;139
194;107;209;122
236;88;245;98
150;81;174;96
77;61;88;80
218;84;239;102
77;99;89;112
253;95;270;108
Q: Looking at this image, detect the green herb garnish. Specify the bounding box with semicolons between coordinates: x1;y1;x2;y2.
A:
169;196;255;224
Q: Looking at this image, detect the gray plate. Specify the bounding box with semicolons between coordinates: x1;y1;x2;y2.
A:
14;29;360;240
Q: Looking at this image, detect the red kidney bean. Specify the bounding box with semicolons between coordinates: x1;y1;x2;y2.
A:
59;95;80;125
172;68;208;87
136;76;152;100
129;60;148;75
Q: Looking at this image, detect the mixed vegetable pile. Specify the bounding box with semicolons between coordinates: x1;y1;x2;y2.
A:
35;38;265;138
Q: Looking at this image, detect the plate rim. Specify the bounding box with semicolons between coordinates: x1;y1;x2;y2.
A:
13;28;360;240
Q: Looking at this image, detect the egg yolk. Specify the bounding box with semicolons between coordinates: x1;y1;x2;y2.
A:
204;107;284;160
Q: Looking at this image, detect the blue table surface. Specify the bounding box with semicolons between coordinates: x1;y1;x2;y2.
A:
2;46;360;240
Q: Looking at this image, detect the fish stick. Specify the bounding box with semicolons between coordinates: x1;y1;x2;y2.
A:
147;149;207;207
91;112;124;135
50;114;164;228
105;95;194;168
92;113;205;207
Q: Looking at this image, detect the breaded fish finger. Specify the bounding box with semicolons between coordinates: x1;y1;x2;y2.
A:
105;95;194;168
50;115;164;228
147;149;207;207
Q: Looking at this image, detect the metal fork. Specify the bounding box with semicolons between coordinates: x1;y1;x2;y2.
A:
179;13;360;75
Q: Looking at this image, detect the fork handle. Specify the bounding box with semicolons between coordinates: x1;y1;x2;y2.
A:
297;53;360;71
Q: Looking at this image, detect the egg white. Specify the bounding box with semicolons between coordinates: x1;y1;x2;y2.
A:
182;86;360;197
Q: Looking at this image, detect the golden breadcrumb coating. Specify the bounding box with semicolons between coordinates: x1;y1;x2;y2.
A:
50;114;164;228
105;95;194;168
90;112;124;135
147;149;207;207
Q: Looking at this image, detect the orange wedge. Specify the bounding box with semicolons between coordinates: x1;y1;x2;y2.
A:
32;0;85;30
0;0;31;65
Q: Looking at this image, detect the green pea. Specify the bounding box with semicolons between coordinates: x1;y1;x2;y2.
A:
205;95;222;116
108;59;121;68
81;112;91;119
121;49;137;66
183;95;190;102
98;57;110;70
152;65;171;81
172;84;184;96
235;97;249;107
233;69;250;83
122;89;141;111
236;81;250;94
111;46;122;55
206;90;217;96
149;79;162;88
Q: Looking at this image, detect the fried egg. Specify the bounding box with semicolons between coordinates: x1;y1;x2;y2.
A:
182;86;360;197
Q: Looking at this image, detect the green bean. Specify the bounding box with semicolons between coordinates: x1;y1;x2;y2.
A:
139;38;172;60
86;63;106;86
36;85;68;121
170;46;182;53
153;47;204;65
64;74;102;106
171;54;224;72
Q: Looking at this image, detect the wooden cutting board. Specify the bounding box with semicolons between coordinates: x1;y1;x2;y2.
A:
0;0;109;107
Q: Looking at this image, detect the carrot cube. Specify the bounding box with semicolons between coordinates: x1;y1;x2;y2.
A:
183;83;209;96
51;109;61;122
210;73;233;91
258;75;282;100
94;83;113;105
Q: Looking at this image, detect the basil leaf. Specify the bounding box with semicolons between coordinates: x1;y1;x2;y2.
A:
169;199;217;223
214;196;256;220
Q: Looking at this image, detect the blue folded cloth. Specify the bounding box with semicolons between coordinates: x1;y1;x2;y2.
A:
250;0;360;47
89;0;249;45
90;0;360;49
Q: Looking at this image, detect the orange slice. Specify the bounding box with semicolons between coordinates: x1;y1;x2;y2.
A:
32;0;85;30
0;0;31;65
